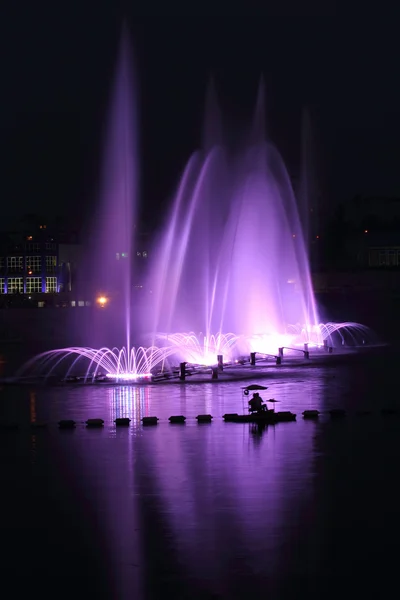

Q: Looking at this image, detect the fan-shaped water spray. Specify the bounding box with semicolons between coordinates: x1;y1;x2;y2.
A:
155;323;375;366
157;332;240;366
15;346;168;383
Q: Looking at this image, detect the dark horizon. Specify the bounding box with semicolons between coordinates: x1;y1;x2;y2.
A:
1;8;400;230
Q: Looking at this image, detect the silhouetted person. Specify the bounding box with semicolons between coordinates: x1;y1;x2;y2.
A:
248;392;266;413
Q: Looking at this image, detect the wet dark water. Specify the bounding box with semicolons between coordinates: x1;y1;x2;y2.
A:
1;347;399;599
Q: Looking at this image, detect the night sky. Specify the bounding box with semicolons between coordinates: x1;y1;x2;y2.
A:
1;4;399;230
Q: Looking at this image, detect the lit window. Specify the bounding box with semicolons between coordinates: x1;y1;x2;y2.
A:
78;300;85;307
26;277;42;293
121;253;128;258
0;278;5;294
45;277;57;293
7;277;23;293
116;253;120;260
7;256;23;270
71;301;76;307
25;256;41;272
143;251;148;258
46;256;57;271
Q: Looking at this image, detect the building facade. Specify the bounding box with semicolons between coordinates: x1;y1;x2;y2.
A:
0;224;152;306
0;228;59;297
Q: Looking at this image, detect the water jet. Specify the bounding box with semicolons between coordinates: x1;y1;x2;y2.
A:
13;31;377;386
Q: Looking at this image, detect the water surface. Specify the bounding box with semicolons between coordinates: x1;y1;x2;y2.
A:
0;348;398;599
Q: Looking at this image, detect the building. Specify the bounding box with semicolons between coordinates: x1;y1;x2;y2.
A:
0;225;58;298
355;231;400;269
0;221;152;306
58;241;83;293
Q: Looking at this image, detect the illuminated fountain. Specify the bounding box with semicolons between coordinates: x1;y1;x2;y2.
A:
148;81;319;345
60;26;143;381
145;80;371;365
155;322;375;367
156;332;240;366
12;35;375;385
15;346;169;383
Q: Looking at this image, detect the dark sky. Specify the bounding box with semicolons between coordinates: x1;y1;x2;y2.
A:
1;3;399;229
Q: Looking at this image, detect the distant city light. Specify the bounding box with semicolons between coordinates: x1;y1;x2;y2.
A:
96;295;108;307
364;229;368;234
316;235;320;239
292;234;296;238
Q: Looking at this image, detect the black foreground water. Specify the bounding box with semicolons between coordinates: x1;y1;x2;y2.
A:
0;347;399;599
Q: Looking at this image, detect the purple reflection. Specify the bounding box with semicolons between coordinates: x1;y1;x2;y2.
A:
139;418;314;596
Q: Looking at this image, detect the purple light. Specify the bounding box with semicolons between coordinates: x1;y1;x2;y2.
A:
16;33;375;383
145;80;321;341
15;346;168;383
105;373;152;381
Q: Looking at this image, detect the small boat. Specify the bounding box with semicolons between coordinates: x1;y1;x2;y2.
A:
224;411;296;424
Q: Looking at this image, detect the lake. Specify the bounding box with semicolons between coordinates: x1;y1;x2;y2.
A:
0;346;398;599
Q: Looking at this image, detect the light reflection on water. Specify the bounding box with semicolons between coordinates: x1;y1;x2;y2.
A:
1;352;400;598
3;362;362;427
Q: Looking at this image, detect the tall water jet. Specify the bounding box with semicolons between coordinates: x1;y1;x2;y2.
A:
147;79;320;352
87;27;138;351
